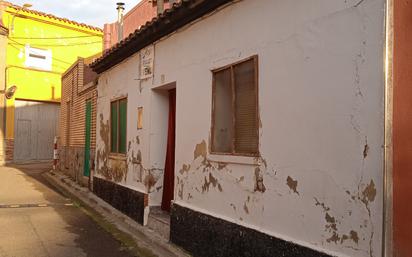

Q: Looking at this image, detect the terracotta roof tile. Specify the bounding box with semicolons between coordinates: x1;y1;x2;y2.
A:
5;1;103;32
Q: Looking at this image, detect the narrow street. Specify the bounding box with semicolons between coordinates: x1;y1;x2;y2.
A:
0;162;135;257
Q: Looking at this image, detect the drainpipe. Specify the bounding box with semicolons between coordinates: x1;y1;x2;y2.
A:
383;0;394;256
157;0;164;15
116;2;125;42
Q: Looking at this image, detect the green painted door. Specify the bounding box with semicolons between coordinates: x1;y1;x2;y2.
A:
84;100;92;177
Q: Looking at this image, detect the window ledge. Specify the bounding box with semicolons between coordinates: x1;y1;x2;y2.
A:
208;154;259;166
109;153;127;161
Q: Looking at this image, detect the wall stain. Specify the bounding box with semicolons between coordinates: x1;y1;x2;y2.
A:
110;159;128;183
217;162;227;170
361;180;376;205
360;180;376;257
202;173;223;193
177;140;226;198
315;178;375;253
363;137;369;159
179;164;191;175
314;198;331;212
187;193;193;200
286;176;299;195
230;203;237;211
177;177;184;200
194;140;207;160
254;167;266;193
126;139;163;192
322;205;360;247
243;202;249;214
341;230;359;244
144;172;156;192
95;114;129;183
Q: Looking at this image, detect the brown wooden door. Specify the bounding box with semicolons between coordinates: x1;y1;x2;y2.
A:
161;88;176;212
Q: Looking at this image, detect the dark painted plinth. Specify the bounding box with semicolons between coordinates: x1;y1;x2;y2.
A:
170;203;333;257
93;177;145;224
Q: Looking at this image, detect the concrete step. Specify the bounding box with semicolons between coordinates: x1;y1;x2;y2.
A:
147;206;170;241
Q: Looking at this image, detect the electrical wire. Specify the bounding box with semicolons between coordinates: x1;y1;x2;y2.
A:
9;40;102;47
10;35;101;40
8;42;74;69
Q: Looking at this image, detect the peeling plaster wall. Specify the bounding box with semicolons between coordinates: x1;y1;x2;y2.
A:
96;0;385;256
95;50;166;205
150;0;385;256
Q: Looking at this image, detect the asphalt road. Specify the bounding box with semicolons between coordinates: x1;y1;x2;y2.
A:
0;162;135;257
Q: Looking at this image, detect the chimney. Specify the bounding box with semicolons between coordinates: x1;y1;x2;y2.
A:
157;0;164;15
116;2;125;41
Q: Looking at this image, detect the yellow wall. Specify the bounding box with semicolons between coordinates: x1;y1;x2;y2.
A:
1;6;103;138
0;31;7;162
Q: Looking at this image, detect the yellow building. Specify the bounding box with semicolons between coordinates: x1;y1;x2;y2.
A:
0;16;7;165
0;1;103;163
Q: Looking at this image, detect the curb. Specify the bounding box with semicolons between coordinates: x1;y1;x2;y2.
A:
43;170;190;257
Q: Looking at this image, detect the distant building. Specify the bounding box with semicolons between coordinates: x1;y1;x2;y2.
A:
103;0;173;51
0;1;103;163
59;55;99;187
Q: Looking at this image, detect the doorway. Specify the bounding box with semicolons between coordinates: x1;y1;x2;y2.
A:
14;100;60;162
161;88;176;212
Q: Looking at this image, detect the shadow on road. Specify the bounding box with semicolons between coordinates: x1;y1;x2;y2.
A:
2;162;136;257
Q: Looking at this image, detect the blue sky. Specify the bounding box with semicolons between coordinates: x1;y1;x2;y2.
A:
10;0;142;28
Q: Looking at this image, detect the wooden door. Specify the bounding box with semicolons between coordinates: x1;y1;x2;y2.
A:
161;88;176;212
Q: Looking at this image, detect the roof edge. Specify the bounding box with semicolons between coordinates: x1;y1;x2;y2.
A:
91;0;233;73
5;2;103;33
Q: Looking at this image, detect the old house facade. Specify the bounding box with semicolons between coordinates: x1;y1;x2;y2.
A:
59;56;99;187
90;0;408;256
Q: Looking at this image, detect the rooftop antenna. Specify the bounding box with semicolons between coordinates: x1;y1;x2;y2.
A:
116;2;125;41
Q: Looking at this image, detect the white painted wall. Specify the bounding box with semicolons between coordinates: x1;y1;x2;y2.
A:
95;0;386;256
95;44;170;205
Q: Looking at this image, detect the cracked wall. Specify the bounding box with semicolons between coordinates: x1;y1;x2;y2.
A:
95;52;167;208
151;0;385;256
94;0;385;256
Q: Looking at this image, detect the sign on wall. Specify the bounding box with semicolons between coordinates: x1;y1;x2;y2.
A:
25;45;52;71
140;45;154;79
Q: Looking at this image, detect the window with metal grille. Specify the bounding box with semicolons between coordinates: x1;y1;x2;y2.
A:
111;98;127;154
211;56;259;156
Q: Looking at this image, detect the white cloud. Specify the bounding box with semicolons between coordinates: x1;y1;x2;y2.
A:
10;0;142;28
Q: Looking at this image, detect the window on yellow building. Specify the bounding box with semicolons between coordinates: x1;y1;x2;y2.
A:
25;45;52;71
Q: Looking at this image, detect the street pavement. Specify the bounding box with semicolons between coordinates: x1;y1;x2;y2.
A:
0;162;135;257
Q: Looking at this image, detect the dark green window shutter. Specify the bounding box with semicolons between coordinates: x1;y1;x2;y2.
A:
119;99;127;154
111;101;118;153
